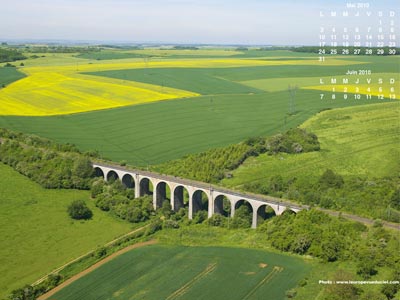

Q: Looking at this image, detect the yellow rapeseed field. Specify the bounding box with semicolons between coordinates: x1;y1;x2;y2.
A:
0;57;363;116
0;70;198;116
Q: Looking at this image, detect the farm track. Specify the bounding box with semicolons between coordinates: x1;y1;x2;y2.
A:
242;266;283;300
38;240;157;300
166;262;217;300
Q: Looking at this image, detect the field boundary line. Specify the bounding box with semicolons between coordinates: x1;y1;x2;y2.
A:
38;239;157;300
166;262;217;300
32;224;150;286
242;266;283;300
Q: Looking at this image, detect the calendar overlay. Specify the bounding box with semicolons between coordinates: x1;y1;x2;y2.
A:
317;2;399;101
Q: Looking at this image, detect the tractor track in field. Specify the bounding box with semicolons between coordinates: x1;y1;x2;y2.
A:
38;240;157;300
242;266;283;300
166;262;218;300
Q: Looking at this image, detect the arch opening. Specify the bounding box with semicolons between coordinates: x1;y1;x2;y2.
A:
256;204;277;226
173;185;189;212
94;167;104;178
106;170;119;182
282;209;297;216
139;177;153;197
155;181;171;208
192;190;209;217
214;195;231;217
122;174;135;189
232;199;253;228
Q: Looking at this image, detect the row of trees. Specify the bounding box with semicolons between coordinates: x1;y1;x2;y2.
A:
0;48;26;63
0;128;96;189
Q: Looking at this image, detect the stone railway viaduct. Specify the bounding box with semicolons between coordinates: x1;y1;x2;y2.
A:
93;162;308;228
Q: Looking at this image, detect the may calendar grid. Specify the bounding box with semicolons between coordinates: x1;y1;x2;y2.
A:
318;2;399;101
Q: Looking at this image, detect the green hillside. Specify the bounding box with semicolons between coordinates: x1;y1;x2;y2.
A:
222;102;400;219
0;163;132;298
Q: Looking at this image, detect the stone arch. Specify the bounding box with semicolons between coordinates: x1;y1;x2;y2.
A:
234;199;253;212
173;185;189;212
256;204;277;226
106;170;119;182
139;177;154;197
93;167;104;179
121;173;135;189
281;208;297;216
155;181;171;209
191;190;209;216
214;194;231;217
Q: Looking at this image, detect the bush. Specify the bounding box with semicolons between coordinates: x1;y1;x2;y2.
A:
231;205;252;228
193;210;208;224
67;200;93;220
95;247;107;258
319;169;344;189
207;214;226;227
145;219;162;235
163;219;180;229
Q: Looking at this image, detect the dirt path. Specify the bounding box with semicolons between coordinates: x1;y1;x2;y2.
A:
38;240;157;300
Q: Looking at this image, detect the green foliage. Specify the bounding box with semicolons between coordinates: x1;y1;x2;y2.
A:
67;200;93;220
206;214;227;227
152;142;255;183
0;163;132;298
7;272;63;299
231;205;252;228
223;103;400;222
0;128;94;189
95;247;107;259
0;48;26;63
163;219;180;229
152;128;319;183
145;219;162;235
92;180;154;223
266;128;320;154
319;169;344;189
160;200;173;218
192;210;208;224
323;270;360;300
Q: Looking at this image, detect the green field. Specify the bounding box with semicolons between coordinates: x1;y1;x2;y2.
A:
0;51;397;165
0;163;133;298
50;245;310;300
221;102;399;217
76;51;149;60
0;67;25;87
222;102;399;184
86;67;264;94
0;88;392;166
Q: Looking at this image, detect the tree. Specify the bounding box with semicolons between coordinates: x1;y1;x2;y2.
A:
319;169;344;188
231;205;252;228
67;200;93;220
160;200;173;218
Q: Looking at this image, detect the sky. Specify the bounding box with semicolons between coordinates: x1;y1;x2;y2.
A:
0;0;398;45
